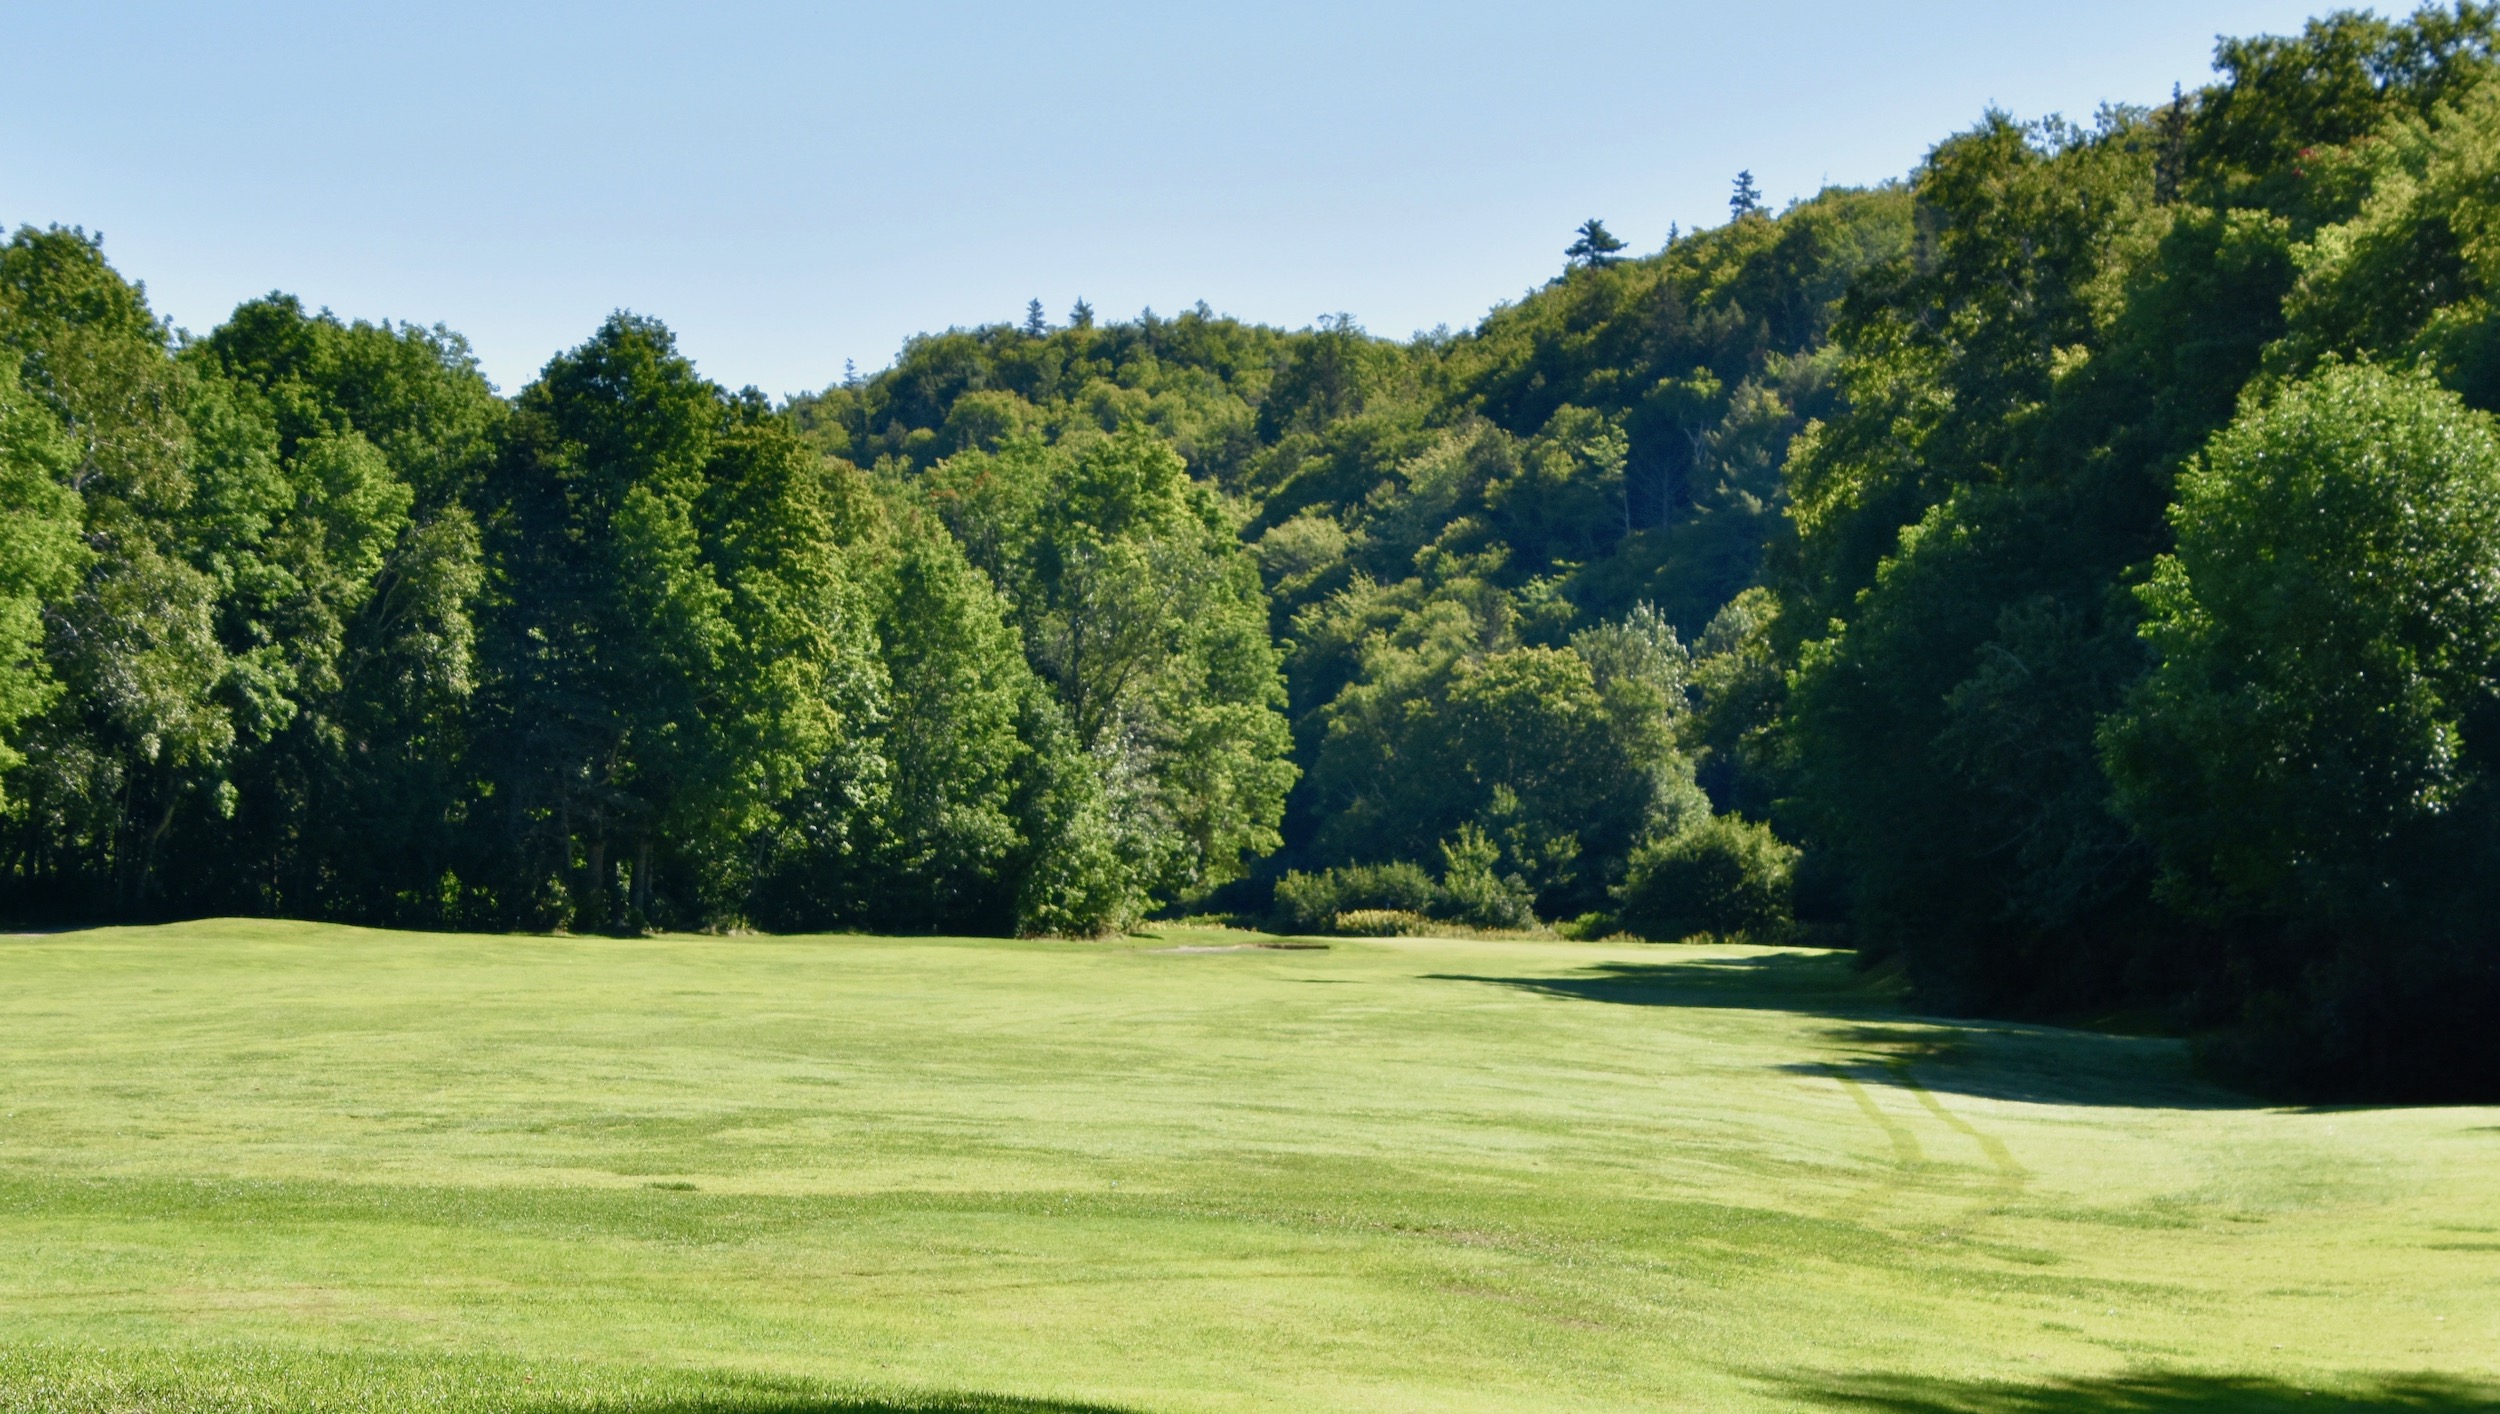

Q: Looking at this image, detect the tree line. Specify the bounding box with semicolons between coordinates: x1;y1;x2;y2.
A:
0;263;1254;938
7;4;2500;1095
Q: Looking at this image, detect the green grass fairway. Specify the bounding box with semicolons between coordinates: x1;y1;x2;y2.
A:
0;921;2493;1412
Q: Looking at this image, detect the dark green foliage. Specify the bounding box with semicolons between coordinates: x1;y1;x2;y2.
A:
1565;218;1627;269
1781;98;2287;1014
0;262;1159;938
1612;815;1797;941
1306;642;1678;917
473;318;1143;937
474;314;866;930
761;545;1141;934
2183;4;2499;222
2103;363;2500;1095
0;230;477;921
747;497;1035;935
1680;588;1784;818
1780;5;2500;1093
201;293;503;510
1729;171;1763;219
2108;363;2500;924
0;197;1874;935
174;294;495;923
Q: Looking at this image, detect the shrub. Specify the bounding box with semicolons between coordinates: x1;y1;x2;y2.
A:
1271;861;1439;933
1556;912;1623;940
1270;835;1549;936
1332;909;1436;937
1612;815;1797;941
1434;825;1538;930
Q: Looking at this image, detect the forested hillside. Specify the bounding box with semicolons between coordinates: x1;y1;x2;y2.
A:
6;4;2500;1095
777;183;1909;931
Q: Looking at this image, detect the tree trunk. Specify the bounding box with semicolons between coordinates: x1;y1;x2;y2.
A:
584;836;607;933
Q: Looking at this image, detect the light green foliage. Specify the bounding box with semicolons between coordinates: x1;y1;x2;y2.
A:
1326;906;1437;936
0;358;90;783
2277;75;2500;404
792;305;1305;488
0;921;2493;1410
1249;509;1348;604
2106;362;2500;924
1000;711;1141;938
1571;599;1690;744
929;427;1294;903
792;194;1908;931
0;227;233;908
1432;820;1538;929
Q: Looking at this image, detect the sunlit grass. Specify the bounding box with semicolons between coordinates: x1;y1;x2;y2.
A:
0;919;2492;1411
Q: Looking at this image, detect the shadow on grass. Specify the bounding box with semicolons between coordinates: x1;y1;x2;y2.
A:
1786;1020;2244;1110
1428;955;2257;1110
1771;1369;2498;1411
1427;951;1888;1015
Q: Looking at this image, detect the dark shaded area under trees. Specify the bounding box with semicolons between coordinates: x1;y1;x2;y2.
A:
6;5;2500;1097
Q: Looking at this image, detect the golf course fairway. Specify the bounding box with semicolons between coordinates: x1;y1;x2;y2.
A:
0;919;2492;1412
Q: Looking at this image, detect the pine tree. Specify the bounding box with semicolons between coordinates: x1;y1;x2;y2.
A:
1023;299;1048;337
1729;171;1763;219
1564;219;1627;270
2154;84;2189;204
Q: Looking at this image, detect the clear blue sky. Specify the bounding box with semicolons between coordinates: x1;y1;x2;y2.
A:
5;1;2330;397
